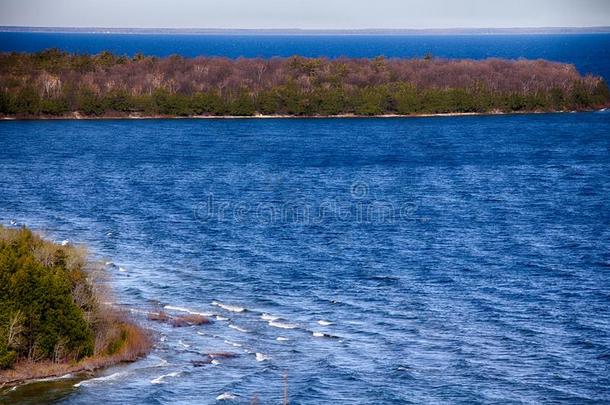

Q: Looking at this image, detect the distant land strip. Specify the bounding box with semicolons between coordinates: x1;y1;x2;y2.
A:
2;26;610;35
0;50;608;119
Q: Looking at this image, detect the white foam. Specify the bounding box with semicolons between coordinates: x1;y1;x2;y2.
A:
212;301;245;313
164;305;211;317
74;371;126;387
178;340;190;348
34;373;73;383
211;359;220;365
276;337;289;341
128;308;149;315
261;313;279;321
216;392;236;401
152;358;168;368
224;340;242;347
150;371;181;385
216;315;229;321
255;353;270;362
312;331;325;337
105;261;114;266
118;266;127;272
228;324;249;333
268;320;297;329
317;320;332;326
60;239;70;246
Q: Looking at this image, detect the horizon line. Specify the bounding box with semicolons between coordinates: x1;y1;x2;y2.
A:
2;25;610;35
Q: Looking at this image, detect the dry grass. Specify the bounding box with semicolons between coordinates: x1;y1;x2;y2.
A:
0;320;151;386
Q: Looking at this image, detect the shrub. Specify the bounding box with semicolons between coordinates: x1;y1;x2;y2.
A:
0;226;149;371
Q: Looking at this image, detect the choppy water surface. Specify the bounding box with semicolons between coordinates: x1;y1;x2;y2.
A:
1;113;609;403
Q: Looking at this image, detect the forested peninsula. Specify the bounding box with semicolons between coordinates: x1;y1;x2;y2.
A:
0;226;150;386
0;49;608;118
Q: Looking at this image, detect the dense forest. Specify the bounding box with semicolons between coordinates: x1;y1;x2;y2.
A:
0;49;608;117
0;226;149;382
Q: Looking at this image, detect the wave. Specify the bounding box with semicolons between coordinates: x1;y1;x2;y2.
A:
216;315;229;321
118;266;127;272
74;371;126;387
152;358;168;368
276;336;289;341
216;392;237;400
261;313;280;321
228;324;249;333
312;331;339;339
212;301;245;313
164;305;211;317
317;320;332;326
268;320;297;329
178;340;190;348
150;371;181;385
224;340;242;347
33;373;74;383
255;352;271;362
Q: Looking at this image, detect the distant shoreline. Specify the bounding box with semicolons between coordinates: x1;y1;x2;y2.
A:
2;26;610;35
1;110;604;121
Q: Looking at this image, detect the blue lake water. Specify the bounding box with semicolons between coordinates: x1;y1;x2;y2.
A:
1;113;610;404
1;33;610;80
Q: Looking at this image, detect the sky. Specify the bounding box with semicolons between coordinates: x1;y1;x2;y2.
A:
1;0;609;29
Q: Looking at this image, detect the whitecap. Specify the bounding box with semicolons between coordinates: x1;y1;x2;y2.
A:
261;313;279;321
216;392;237;401
276;337;289;341
216;315;229;321
164;305;211;317
34;373;73;383
212;301;245;313
211;359;220;365
178;340;190;348
224;340;242;347
150;371;181;384
228;324;249;333
268;320;297;329
74;371;126;387
255;353;270;362
153;358;168;368
312;331;325;337
118;266;127;272
317;320;332;326
60;240;70;246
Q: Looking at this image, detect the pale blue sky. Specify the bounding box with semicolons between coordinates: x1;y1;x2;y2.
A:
1;0;609;29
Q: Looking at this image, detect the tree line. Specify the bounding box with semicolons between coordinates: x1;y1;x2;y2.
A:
0;49;608;117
